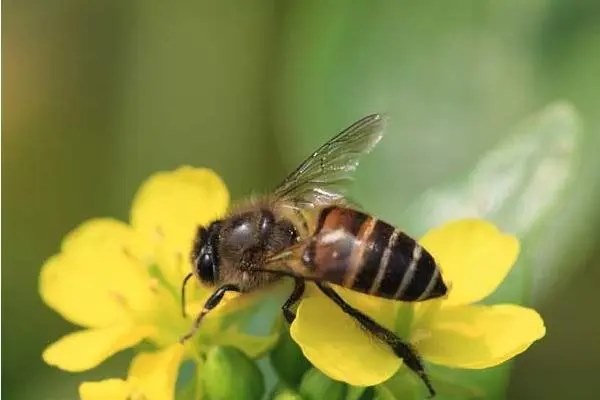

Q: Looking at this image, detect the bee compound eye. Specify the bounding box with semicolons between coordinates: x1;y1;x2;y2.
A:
197;252;217;284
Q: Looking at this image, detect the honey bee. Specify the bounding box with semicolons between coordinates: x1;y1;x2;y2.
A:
180;114;447;397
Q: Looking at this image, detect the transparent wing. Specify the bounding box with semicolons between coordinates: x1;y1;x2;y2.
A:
273;114;388;207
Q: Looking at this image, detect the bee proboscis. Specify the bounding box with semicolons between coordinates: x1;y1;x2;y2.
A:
180;114;447;397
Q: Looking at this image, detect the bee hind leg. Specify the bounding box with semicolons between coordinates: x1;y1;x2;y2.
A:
316;282;436;398
282;278;305;324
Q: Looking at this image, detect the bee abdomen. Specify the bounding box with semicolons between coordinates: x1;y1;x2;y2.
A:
304;206;447;301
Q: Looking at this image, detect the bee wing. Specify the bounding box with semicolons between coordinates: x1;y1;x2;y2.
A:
273;114;387;208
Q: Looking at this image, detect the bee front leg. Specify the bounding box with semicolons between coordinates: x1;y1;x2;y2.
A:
282;278;305;323
316;282;436;398
179;284;240;343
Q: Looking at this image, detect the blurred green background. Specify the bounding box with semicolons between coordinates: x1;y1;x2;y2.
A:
3;1;600;399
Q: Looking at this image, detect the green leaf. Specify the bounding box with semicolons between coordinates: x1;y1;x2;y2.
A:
401;102;580;238
393;102;580;397
401;101;581;305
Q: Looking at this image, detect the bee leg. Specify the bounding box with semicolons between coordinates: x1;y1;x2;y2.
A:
179;284;240;343
316;283;436;398
180;272;194;317
282;278;305;324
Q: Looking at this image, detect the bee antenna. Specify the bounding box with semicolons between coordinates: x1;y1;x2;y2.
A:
181;273;194;318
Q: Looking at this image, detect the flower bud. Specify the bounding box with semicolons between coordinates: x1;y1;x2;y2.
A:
270;328;311;386
270;384;303;400
202;346;264;400
299;368;346;400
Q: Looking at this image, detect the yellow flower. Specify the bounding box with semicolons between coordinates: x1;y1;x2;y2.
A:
290;219;546;386
39;167;277;397
79;344;184;400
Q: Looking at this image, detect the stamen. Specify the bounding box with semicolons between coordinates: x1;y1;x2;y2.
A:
148;278;160;293
154;225;165;242
122;247;139;262
109;291;133;313
122;246;153;267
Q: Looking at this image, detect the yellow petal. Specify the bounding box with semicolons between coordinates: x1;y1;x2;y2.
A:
79;379;131;400
42;324;155;372
412;304;545;368
291;292;401;386
420;219;519;306
40;219;155;328
128;344;185;400
130;167;229;283
61;217;152;259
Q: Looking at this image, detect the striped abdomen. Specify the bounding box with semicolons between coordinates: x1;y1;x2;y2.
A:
301;206;447;301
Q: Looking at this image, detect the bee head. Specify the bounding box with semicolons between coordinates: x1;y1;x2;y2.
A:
191;221;222;285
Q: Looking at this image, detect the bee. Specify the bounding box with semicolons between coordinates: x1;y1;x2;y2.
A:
180;114;447;397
